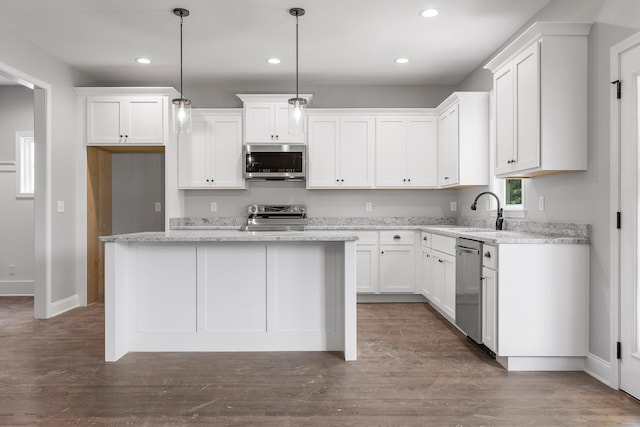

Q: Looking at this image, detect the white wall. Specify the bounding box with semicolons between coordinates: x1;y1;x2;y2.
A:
111;153;165;234
455;0;640;364
0;85;34;294
0;23;91;313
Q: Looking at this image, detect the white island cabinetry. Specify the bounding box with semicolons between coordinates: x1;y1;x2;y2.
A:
103;231;357;362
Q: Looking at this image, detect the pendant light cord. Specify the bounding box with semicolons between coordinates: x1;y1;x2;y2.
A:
179;12;185;101
295;13;299;99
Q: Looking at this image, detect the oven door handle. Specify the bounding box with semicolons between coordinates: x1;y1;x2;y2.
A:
456;247;480;255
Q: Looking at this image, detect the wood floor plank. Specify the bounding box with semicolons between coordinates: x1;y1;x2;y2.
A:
0;296;638;425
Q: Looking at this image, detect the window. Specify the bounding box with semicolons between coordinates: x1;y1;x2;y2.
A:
505;178;523;208
16;131;34;198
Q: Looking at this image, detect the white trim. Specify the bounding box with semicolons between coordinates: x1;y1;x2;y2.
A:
15;131;34;198
608;31;640;391
0;280;35;295
74;86;180;97
237;93;313;103
0;61;53;319
495;356;585;371
308;108;435;116
49;294;80;317
585;353;614;388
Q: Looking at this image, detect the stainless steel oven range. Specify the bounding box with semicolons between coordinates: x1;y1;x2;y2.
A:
243;204;308;231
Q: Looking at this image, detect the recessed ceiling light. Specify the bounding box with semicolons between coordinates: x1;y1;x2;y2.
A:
420;8;439;18
395;57;409;64
135;57;151;64
266;58;281;65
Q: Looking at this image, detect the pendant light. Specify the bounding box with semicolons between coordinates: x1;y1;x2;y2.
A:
288;8;307;135
172;8;191;134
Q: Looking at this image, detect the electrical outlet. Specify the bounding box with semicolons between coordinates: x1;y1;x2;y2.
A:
8;265;16;276
210;202;218;212
57;201;64;213
154;202;162;212
450;201;457;212
365;202;372;212
538;196;545;211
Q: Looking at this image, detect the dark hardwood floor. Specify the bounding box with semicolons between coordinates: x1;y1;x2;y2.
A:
0;297;638;426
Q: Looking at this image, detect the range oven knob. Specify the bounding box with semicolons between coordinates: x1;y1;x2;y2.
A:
248;205;258;215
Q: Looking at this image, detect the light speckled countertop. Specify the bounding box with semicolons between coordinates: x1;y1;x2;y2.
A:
100;230;358;243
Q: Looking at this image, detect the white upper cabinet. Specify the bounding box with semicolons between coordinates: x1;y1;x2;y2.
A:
375;116;438;188
436;92;489;188
485;22;592;178
307;114;374;188
178;110;244;189
237;94;312;144
86;96;166;145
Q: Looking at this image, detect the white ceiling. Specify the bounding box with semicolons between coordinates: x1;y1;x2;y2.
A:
0;0;552;87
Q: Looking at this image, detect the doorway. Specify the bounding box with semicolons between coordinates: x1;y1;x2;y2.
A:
613;32;640;400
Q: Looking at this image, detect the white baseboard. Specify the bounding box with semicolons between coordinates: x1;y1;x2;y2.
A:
357;294;428;303
585;352;614;388
0;280;34;295
49;294;80;317
496;356;585;371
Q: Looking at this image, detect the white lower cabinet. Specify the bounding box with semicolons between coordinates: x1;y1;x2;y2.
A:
355;230;418;294
420;248;433;299
432;251;456;320
482;266;497;353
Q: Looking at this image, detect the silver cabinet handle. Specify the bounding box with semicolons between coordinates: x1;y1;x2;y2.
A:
438;259;444;263
393;235;401;240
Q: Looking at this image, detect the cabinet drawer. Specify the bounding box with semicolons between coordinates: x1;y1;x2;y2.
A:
421;232;432;249
380;231;416;246
354;231;379;246
431;234;456;255
482;244;497;269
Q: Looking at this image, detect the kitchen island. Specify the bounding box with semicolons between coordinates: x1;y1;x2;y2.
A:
100;230;358;362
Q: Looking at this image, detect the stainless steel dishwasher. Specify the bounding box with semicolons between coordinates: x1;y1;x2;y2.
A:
455;238;483;344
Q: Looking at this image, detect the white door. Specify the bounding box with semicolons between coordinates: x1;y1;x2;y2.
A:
482;266;497;353
307;117;339;187
340;117;374;187
513;43;541;172
87;96;123;144
494;65;515;175
125;96;165;144
379;246;415;292
619;36;640;400
244;103;275;142
210;117;244;188
178;118;209;188
356;245;378;293
406;117;438;187
421;249;433;299
375;118;405;187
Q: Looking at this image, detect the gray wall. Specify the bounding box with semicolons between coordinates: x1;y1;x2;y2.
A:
111;153;165;234
455;0;640;362
0;85;34;294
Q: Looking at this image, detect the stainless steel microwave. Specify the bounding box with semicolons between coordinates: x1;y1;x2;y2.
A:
243;144;306;181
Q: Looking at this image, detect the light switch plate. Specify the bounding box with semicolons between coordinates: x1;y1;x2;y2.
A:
538;196;545;211
57;201;64;213
154;202;162;212
450;201;457;211
210;202;218;212
365;202;372;212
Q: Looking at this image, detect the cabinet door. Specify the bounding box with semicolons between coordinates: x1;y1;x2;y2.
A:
244;103;275;142
307;117;339;188
274;102;305;143
494;65;515;175
421;249;433;299
513;42;541;172
210;117;244;188
406;117;438;187
482;267;498;353
178;118;210;188
375;118;405;187
87;96;124;144
125;96;165;144
340;117;375;187
433;252;456;319
437;107;459;187
379;245;415;292
356;245;379;293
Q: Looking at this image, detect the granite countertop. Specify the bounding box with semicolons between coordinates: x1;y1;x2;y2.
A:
99;230;358;243
160;217;591;245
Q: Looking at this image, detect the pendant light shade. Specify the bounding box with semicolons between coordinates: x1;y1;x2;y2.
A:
172;8;191;134
288;8;307;135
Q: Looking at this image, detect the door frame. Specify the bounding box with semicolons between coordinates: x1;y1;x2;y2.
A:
0;61;53;318
610;30;640;391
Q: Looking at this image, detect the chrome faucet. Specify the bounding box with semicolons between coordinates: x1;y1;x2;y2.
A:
470;191;504;230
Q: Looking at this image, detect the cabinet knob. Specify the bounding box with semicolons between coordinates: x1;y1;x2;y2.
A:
119;134;123;138
336;179;339;182
381;251;384;254
438;259;444;263
125;135;128;138
423;236;427;241
393;235;401;240
484;251;491;258
341;179;344;182
444;176;449;180
270;135;274;139
426;254;430;258
408;178;411;182
403;179;406;182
